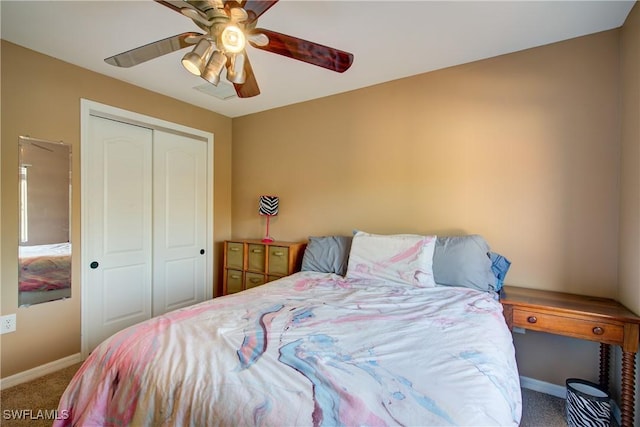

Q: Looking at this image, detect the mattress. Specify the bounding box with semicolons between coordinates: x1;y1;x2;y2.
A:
54;271;521;426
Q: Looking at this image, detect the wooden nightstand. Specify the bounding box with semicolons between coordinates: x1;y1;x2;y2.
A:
500;286;640;427
222;239;306;295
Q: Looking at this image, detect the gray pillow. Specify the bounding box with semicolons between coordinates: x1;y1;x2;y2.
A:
301;236;353;276
433;235;497;292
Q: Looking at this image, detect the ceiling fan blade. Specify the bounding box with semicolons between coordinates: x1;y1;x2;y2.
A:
155;0;219;14
105;32;203;68
240;0;278;24
154;0;188;14
248;29;353;73
155;1;219;32
187;0;225;14
233;53;260;98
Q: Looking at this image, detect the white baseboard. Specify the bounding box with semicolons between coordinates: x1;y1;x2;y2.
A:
0;353;83;390
520;375;621;425
520;375;566;398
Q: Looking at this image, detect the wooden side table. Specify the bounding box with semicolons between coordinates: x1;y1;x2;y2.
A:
222;239;306;295
500;286;640;427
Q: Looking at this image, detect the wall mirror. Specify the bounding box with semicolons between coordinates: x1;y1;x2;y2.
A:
18;136;72;306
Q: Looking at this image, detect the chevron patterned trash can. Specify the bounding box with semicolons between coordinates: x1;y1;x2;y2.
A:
566;378;611;427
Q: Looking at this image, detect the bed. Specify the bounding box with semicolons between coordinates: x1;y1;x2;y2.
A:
54;232;520;426
19;242;71;305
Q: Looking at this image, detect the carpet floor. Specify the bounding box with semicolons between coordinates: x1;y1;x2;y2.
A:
1;364;575;426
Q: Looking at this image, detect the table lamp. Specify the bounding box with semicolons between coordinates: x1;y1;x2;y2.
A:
258;195;279;243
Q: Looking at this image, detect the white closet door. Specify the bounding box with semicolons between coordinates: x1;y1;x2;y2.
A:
86;116;153;352
152;130;207;315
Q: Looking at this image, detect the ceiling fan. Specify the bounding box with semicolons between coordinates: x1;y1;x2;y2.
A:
104;0;354;98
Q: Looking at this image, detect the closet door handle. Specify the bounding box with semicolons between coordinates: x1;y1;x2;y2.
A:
200;249;205;255
90;261;99;269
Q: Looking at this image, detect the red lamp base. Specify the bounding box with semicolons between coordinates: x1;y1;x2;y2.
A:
262;215;275;243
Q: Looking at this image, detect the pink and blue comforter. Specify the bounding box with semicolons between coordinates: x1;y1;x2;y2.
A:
55;271;521;426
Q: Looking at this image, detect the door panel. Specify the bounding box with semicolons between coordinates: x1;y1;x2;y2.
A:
152;130;207;315
102;265;147;323
86;116;153;352
164;258;198;309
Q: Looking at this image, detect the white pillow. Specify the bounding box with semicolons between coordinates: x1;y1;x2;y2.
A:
346;231;437;287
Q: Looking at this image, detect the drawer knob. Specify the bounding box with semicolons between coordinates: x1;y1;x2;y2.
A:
592;327;604;335
527;316;537;324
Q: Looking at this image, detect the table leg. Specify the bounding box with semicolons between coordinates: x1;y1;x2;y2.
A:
620;350;636;427
503;305;513;330
599;343;610;393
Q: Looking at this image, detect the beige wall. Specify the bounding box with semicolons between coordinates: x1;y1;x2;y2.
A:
232;30;623;385
620;0;640;315
233;30;621;297
618;3;640;417
0;40;233;377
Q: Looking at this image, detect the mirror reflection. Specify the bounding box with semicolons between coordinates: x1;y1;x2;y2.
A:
18;136;72;306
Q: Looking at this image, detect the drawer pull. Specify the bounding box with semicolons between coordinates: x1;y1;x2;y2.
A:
527;316;537;324
230;247;240;252
230;274;241;279
250;278;262;284
592;327;604;335
252;249;263;253
273;251;284;256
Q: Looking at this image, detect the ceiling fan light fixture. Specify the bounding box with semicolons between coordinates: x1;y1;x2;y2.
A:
105;0;355;100
220;25;246;54
181;39;214;76
226;53;246;84
202;51;227;86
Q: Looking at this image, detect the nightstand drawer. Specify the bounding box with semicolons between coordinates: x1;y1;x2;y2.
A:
247;244;266;272
245;272;266;289
226;242;244;270
513;309;624;344
222;239;306;296
226;270;243;294
268;246;289;275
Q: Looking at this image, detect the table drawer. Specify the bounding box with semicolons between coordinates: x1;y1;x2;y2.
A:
226;270;243;294
226;242;244;270
268;246;289;276
247;244;266;272
513;309;624;344
245;272;266;289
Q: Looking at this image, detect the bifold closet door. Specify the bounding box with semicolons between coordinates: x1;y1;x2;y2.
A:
152;130;207;315
86;116;153;352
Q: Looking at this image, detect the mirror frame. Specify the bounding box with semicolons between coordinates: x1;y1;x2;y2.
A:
18;136;72;306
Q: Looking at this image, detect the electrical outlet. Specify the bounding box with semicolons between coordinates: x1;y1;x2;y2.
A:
0;314;17;334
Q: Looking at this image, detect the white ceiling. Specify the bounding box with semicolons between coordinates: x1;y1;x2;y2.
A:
1;1;635;118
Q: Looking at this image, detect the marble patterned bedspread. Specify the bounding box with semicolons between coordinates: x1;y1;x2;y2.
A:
54;271;521;426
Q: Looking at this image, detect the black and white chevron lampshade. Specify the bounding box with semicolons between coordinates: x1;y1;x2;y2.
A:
258;196;279;216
